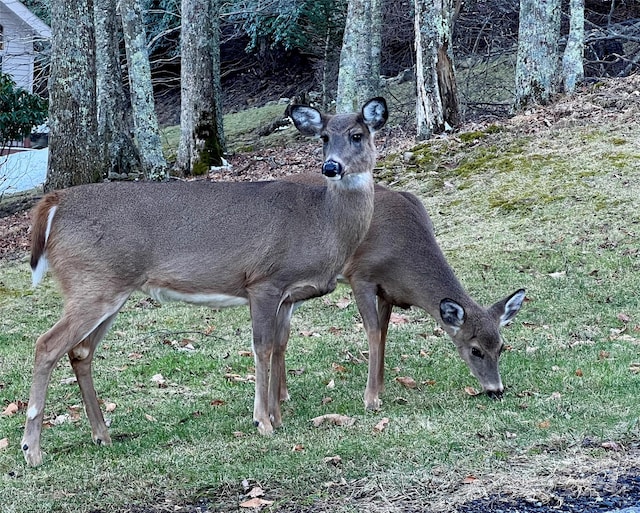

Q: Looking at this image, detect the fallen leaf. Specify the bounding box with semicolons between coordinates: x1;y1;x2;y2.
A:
128;352;143;360
321;396;333;405
548;392;562;401
151;374;167;387
464;386;481;396
601;441;623;452
538;420;551;429
332;362;347;373
505;431;517;439
145;414;157;422
210;399;226;407
373;417;390;433
323;455;342;466
462;475;478;484
311;413;356;428
60;377;77;385
390;313;409;325
300;330;320;337
238;350;253;357
629;363;640;374
247;486;264;498
240;497;273;509
204;325;216;335
618;312;631;323
0;438;8;450
423;379;437;386
547;271;566;279
395;376;417;389
291;443;304;452
2;402;19;416
328;326;342;336
599;350;610;360
575;368;583;377
326;379;335;389
335;297;352;309
105;402;117;412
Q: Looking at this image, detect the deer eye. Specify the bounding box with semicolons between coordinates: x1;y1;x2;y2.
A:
471;347;484;359
351;133;362;143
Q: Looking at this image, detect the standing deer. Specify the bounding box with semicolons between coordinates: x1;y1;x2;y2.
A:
283;174;525;409
21;97;388;466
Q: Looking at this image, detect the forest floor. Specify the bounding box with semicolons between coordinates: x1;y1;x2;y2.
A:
2;74;640;513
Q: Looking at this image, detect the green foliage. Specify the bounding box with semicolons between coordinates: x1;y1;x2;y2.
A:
230;0;347;55
0;73;48;150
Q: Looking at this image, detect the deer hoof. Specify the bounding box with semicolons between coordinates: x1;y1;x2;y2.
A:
23;445;43;467
254;419;274;436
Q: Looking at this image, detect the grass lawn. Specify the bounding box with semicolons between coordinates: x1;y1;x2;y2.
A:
1;81;640;512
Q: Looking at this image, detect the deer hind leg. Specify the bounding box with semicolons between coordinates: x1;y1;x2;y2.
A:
22;298;128;467
68;310;122;449
353;282;388;410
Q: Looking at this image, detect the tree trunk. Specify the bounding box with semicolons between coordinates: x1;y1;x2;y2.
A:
336;0;382;113
174;0;225;177
46;0;101;191
414;0;460;140
119;0;167;181
562;0;584;94
514;0;561;110
94;0;141;179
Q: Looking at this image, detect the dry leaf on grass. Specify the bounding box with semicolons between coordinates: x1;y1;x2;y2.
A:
373;417;390;433
395;376;417;389
390;312;409;324
323;455;342;466
246;486;264;498
602;441;623;452
311;413;356;428
105;402;117;412
462;475;478;484
151;373;167;387
464;386;481;396
0;438;8;450
240;497;273;509
335;297;352;309
2;402;19;416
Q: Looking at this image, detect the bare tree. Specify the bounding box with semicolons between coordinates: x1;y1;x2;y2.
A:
414;0;460;140
119;0;168;181
562;0;584;93
46;0;102;191
336;0;382;113
514;0;561;109
94;0;141;178
174;0;225;177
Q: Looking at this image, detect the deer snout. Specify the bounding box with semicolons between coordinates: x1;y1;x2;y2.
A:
322;159;343;179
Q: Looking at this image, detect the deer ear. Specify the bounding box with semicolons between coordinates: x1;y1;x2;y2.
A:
494;288;526;327
440;298;466;333
287;104;324;137
362;97;388;132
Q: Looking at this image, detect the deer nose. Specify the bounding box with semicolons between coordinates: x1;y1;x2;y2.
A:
322;160;342;178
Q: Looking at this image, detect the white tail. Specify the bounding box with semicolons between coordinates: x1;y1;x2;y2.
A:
282;175;525;409
21;98;388;466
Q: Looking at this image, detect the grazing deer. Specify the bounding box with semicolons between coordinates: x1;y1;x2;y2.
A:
283;174;525;409
21;98;388;466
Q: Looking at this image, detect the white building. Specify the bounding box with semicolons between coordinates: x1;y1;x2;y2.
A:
0;0;50;93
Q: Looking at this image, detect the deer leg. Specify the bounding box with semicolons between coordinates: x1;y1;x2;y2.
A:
269;302;294;428
68;311;120;448
248;291;282;436
352;282;385;410
22;302;125;467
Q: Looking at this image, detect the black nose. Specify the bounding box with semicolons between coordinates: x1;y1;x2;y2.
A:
486;389;504;400
322;160;342;178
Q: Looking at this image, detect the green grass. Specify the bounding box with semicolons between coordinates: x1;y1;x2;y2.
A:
2;108;640;512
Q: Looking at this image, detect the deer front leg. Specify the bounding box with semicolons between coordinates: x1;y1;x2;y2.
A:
268;302;294;428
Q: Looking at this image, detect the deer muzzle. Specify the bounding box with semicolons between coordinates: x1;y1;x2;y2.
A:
322;159;343;179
